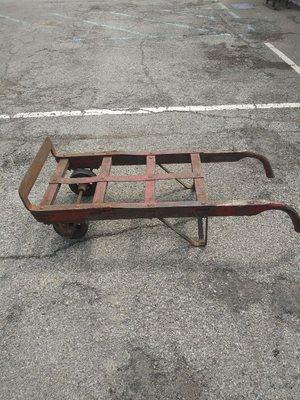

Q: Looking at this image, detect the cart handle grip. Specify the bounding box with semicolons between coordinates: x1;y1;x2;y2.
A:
19;137;57;210
200;151;274;178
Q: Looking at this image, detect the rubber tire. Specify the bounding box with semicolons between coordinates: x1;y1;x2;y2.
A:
53;222;89;239
69;168;96;196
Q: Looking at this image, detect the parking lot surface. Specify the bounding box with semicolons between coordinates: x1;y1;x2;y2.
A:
0;1;299;399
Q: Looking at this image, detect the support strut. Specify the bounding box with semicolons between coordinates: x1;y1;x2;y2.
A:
159;217;208;247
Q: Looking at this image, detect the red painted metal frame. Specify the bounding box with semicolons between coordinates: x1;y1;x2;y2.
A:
19;137;300;235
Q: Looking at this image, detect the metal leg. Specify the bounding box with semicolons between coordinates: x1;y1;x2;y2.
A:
158;163;195;190
158;217;208;247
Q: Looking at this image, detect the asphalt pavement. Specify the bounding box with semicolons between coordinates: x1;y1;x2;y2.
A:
0;1;299;399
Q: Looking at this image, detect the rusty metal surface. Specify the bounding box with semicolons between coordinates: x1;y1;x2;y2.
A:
145;155;156;204
19;137;55;210
54;145;275;178
40;158;69;206
32;200;300;233
19;137;300;236
93;156;112;204
51;171;201;184
200;151;274;178
190;153;207;202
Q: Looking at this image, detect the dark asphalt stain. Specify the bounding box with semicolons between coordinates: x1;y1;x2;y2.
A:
0;304;24;336
272;280;300;318
62;281;101;305
109;344;207;399
273;348;280;357
204;43;290;76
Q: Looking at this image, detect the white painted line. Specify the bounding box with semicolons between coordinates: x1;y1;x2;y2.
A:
0;13;28;25
83;19;151;36
195;15;216;20
49;13;152;37
109;12;133;18
265;42;300;75
1;103;299;121
13;111;83;119
49;12;227;38
218;3;240;19
49;13;72;19
0;13;50;32
161;9;215;19
109;11;209;33
256;102;300;109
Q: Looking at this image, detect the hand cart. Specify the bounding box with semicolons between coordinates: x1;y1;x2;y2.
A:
19;137;300;246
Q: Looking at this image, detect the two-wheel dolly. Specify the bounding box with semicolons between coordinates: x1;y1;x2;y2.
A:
19;137;300;246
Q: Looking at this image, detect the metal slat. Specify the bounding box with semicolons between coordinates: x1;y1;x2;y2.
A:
93;157;112;203
145;155;156;203
51;171;198;184
190;153;207;202
40;159;69;206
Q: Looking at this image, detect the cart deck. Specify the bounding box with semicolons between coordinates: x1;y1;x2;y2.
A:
19;137;300;246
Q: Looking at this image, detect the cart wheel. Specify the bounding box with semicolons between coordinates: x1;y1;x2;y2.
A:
53;222;89;239
69;168;96;196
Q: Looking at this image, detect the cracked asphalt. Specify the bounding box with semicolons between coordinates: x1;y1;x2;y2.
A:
0;0;299;399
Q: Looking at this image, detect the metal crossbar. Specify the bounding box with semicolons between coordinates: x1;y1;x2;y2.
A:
145;155;156;203
93;156;112;204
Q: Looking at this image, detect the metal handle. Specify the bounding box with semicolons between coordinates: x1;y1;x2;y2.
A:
200;151;274;178
19;137;56;210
